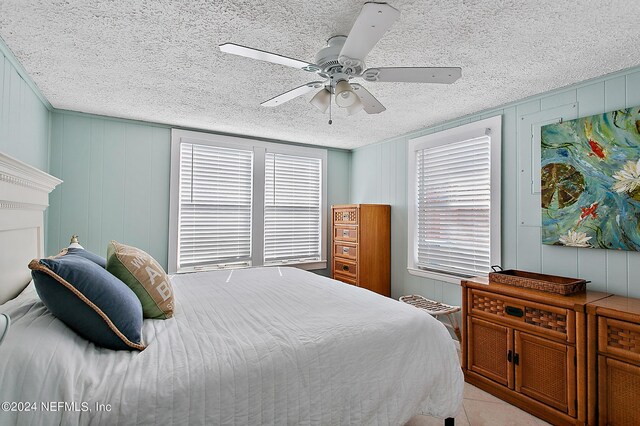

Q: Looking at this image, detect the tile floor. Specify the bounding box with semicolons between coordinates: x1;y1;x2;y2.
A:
406;382;551;426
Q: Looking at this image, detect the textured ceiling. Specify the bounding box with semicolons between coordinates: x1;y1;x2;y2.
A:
1;1;640;149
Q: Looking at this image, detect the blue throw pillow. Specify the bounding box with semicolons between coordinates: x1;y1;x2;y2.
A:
57;247;107;268
29;255;145;351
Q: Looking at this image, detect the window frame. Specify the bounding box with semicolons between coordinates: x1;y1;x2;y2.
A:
407;116;502;283
169;129;327;274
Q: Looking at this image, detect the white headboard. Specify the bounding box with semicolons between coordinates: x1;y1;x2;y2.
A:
0;152;61;304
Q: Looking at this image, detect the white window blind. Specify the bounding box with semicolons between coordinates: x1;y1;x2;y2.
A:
178;142;253;270
264;152;322;264
416;136;491;277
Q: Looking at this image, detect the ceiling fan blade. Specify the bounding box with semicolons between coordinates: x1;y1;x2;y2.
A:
261;82;325;107
219;43;319;72
362;67;462;84
351;83;386;114
339;3;400;64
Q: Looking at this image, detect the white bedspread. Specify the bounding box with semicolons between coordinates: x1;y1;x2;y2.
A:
0;267;463;425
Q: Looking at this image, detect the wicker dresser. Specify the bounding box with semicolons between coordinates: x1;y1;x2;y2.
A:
331;204;390;297
461;277;610;425
586;296;640;426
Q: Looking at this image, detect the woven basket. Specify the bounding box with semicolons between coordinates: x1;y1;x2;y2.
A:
488;269;587;295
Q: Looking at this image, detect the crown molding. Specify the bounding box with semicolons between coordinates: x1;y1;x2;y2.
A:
0;152;62;194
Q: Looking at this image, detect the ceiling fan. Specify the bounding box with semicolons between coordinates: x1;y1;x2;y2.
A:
219;2;461;122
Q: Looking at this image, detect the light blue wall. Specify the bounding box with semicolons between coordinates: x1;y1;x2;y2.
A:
0;45;50;171
47;111;351;273
351;67;640;307
47;112;171;267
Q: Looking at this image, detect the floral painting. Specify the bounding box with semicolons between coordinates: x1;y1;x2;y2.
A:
541;106;640;250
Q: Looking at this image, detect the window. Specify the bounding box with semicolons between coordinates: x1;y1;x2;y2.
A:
169;130;327;273
407;116;501;283
177;143;253;269
264;153;322;264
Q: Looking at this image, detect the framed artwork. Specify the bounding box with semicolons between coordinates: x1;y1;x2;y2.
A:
541;106;640;251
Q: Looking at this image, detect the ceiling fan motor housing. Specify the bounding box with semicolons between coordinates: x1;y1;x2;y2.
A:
315;36;364;77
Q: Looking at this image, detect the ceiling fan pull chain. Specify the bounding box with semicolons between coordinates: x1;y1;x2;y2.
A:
328;77;333;125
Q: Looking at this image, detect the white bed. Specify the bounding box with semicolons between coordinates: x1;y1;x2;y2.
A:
0;152;463;425
0;267;462;425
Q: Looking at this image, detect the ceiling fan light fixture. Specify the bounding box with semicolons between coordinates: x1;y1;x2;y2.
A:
310;88;331;113
334;80;357;107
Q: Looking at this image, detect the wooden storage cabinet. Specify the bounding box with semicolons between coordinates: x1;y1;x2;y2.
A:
587;296;640;426
462;277;610;425
331;204;390;297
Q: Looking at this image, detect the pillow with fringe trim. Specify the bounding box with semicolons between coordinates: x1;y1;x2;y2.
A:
29;255;145;351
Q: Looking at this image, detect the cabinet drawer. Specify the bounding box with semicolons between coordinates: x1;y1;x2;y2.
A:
469;289;573;342
598;317;640;364
334;272;357;286
334;259;357;279
333;207;358;225
333;242;357;261
334;225;358;243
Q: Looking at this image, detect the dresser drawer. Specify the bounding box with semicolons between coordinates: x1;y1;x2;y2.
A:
333;242;357;261
333;207;358;225
334;259;357;279
469;289;573;342
334;272;357;286
598;317;640;364
334;225;358;243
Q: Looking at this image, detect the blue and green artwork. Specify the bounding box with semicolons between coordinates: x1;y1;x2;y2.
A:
541;106;640;251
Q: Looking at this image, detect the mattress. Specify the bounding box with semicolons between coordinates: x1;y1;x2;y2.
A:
0;266;463;425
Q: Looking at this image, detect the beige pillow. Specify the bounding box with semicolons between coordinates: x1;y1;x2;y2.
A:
106;241;174;319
